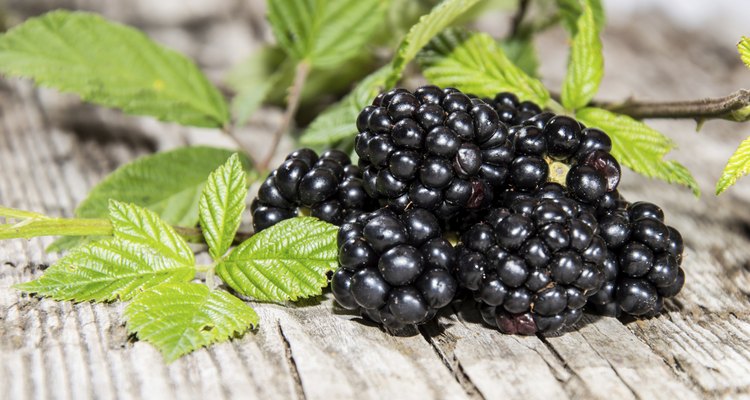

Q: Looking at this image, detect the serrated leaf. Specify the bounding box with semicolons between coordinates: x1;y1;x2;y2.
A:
418;29;550;105
299;66;391;148
76;146;251;229
716;136;750;194
124;283;258;362
387;0;482;86
267;0;386;68
556;0;605;35
15;238;194;302
199;154;248;260
216;217;338;302
576;107;700;196
0;11;228;128
108;200;194;266
561;0;603;110
738;36;750;69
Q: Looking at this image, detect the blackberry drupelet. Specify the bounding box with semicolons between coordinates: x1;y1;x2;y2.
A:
454;190;607;334
487;93;622;203
331;208;458;329
251;148;377;232
588;201;685;317
355;86;514;219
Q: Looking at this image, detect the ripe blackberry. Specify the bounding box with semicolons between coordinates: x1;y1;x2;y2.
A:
487;93;621;204
252;149;377;231
454;192;607;334
588;201;685;317
355;86;514;219
331;208;458;329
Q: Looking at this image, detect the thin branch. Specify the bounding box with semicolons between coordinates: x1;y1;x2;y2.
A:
587;89;750;121
510;0;531;38
259;61;310;172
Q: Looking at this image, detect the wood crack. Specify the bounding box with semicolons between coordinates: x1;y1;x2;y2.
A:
277;321;307;400
417;324;484;400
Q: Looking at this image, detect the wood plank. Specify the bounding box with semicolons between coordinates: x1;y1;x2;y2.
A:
2;4;750;399
264;298;470;400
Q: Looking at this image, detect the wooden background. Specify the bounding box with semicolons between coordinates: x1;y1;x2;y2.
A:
1;1;750;399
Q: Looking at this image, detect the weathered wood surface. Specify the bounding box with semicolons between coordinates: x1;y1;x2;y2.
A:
2;2;750;399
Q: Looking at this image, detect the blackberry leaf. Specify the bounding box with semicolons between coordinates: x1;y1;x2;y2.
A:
561;0;603;110
0;11;228;128
556;0;605;36
576;107;700;196
716;136;750;194
14;238;194;302
267;0;385;68
216;217;338;302
199;154;248;260
388;0;482;87
124;283;258;362
77;147;251;227
418;29;550;106
109;200;194;266
738;36;750;68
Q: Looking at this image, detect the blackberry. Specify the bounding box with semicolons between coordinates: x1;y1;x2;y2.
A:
588;201;685;317
454;192;607;334
252;149;377;231
487;93;621;204
331;208;458;329
355;86;514;218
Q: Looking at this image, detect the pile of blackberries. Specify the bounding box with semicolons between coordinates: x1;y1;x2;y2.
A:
251;86;686;335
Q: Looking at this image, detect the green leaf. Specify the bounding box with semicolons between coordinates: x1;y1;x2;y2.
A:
216;217;338;302
226;46;292;126
556;0;605;35
561;0;603;110
576;107;700;195
108;200;194;266
738;36;750;69
199;154;248;260
299;66;391;148
418;29;550;105
501;37;539;78
46;236;94;253
76;146;251;228
267;0;386;68
716;136;750;194
0;11;228;128
15;238;194;302
388;0;482;86
124;283;258;362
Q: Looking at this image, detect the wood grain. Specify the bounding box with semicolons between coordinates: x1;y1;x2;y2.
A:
2;3;750;399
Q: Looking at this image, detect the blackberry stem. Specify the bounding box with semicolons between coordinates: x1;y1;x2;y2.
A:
510;0;531;38
259;61;310;172
0;214;255;245
585;89;750;122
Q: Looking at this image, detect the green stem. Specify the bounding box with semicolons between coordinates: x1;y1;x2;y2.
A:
0;218;112;240
546;98;568;115
195;264;215;273
259;61;310;172
0;215;255;245
0;206;50;220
